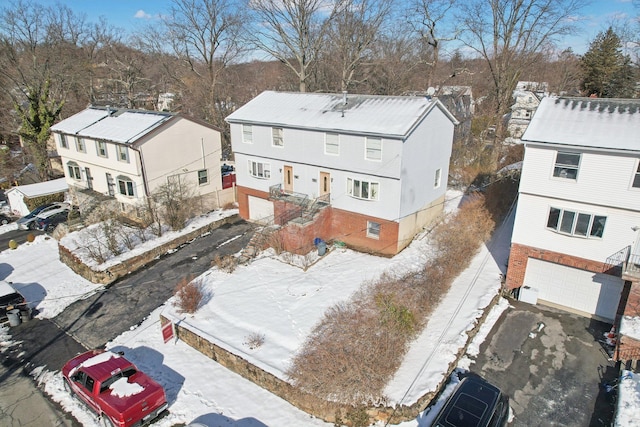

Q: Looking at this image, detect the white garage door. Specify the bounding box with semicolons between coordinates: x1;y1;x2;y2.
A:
248;196;274;223
523;258;623;322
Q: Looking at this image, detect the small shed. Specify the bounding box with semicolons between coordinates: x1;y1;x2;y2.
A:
5;178;68;216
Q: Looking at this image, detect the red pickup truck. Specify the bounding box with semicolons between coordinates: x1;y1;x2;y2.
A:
62;349;168;427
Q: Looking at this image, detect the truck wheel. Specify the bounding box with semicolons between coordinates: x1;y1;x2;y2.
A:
100;414;115;427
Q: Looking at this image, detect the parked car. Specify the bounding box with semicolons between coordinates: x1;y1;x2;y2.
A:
0;213;13;225
62;349;168;427
16;202;69;229
0;280;31;324
34;209;74;232
431;374;509;427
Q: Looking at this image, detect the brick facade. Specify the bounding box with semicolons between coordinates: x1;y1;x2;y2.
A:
238;187;404;256
506;243;610;290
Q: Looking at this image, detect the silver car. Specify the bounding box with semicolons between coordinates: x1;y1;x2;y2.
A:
16;202;69;229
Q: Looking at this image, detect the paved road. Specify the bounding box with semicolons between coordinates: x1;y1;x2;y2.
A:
472;300;616;427
2;218;254;425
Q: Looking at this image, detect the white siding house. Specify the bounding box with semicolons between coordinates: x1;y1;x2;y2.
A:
226;91;457;255
50;107;223;217
506;97;640;322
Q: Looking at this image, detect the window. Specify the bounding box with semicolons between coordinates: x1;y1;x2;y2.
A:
96;141;108;157
242;125;253;143
75;137;86;153
272;127;284;147
553;152;580;179
347;177;379;200
633;161;640;188
325;133;339;155
547;207;606;238
434;168;442;188
198;169;208;185
67;162;81;180
117;145;129;162
248;160;270;179
59;134;68;149
367;221;380;239
365;137;382;160
117;176;135;196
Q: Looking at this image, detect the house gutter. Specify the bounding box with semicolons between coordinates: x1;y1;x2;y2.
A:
129;145;150;197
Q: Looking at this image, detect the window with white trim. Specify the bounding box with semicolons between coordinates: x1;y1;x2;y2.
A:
59;134;68;149
272;127;283;147
633;161;640;188
248;160;271;179
96;141;108;157
117;176;135;196
434;168;442;188
347;177;379;200
76;137;86;153
117;145;129;162
553;151;580;179
242;124;253;143
198;169;208;185
325;133;339;155
367;221;380;239
546;207;606;238
67;162;81;180
365;137;382;161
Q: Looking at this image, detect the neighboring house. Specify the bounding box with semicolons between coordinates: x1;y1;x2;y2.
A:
50;107;226;219
5;177;68;216
506;97;640;360
506;81;548;139
226;91;457;256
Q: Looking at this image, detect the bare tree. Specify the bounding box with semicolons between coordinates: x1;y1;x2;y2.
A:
408;0;458;87
324;0;391;91
458;0;587;131
248;0;343;92
141;0;246;120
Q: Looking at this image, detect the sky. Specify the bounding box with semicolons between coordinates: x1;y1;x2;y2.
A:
1;190;639;426
0;0;637;55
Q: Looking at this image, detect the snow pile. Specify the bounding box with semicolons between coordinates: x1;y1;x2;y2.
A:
616;370;640;427
620;315;640;341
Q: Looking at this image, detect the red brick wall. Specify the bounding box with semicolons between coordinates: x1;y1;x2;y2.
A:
623;281;640;317
236;186;270;220
506;243;609;290
278;208;333;255
329;208;400;256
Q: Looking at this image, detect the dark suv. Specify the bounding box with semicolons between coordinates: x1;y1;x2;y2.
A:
431;374;509;427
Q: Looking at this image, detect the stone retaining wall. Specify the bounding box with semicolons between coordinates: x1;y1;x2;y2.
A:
160;292;503;425
58;214;240;285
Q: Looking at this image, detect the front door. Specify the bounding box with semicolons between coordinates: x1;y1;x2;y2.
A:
284;165;293;193
319;172;330;196
85;167;93;190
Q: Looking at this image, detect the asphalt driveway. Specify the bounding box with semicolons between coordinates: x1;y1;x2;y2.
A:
472;299;617;427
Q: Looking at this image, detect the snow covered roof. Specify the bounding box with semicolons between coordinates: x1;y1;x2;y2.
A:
5;177;68;197
522;97;640;152
51;107;175;144
226;91;458;138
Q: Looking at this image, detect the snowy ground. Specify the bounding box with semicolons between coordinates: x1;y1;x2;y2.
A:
1;193;635;426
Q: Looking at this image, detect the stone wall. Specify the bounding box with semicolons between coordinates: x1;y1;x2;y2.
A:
58;214;241;285
160;293;503;425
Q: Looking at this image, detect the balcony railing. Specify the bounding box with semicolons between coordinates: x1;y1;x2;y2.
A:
268;184;330;226
606;246;640;281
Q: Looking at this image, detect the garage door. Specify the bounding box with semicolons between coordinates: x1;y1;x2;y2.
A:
248;196;274;223
523;258;623;322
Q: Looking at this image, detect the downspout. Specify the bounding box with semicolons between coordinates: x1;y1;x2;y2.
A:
129;144;150;197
